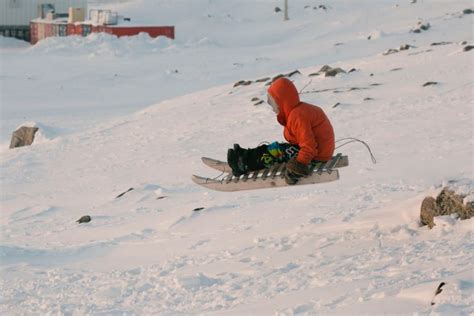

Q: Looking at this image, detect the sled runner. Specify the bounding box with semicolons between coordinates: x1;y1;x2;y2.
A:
192;153;348;192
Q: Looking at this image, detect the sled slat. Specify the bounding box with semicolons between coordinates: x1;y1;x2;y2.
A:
192;169;339;192
270;164;280;178
261;168;271;180
252;170;259;181
326;153;342;172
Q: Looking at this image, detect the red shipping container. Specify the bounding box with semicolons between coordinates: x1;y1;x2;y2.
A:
30;22;38;44
106;26;174;39
44;23;53;38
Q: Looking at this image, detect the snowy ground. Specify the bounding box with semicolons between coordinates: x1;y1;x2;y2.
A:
1;0;473;314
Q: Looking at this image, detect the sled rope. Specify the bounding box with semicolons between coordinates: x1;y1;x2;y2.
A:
299;79;313;94
335;137;376;164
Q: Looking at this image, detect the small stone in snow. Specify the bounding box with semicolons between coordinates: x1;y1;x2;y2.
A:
463;45;474;52
77;215;91;224
423;81;439;87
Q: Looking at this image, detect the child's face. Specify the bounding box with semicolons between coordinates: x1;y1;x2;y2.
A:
267;93;279;114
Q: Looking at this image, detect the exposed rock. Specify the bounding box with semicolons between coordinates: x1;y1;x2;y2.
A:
399;44;413;50
419;22;431;31
10;126;39;149
463;45;474;52
77;215;92;224
408;49;433;56
384;45;413;56
423;81;439;87
348;68;357;73
436;188;464;215
115;187;134;199
383;48;399;55
254;100;264;106
420;197;438;228
233;80;252;87
363;97;374;101
272;74;285;82
286;70;301;77
319;65;346;77
251;97;260;102
332;102;341;108
390;67;403;72
274;7;282;13
420;188;474;228
193;207;205;212
463;8;474;14
348;87;367;91
431;41;452;46
411;21;430;33
255;77;270;83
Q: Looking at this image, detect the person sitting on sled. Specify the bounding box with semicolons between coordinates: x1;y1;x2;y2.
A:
227;77;335;185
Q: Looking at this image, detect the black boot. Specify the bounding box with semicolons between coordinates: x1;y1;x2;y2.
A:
227;144;248;177
246;144;272;171
227;144;272;177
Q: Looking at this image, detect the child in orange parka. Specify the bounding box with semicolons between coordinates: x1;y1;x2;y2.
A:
227;77;335;185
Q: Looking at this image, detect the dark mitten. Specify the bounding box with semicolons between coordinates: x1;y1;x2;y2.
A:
285;158;310;185
286;158;310;176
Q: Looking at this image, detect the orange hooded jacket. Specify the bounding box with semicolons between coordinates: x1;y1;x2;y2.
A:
267;78;335;164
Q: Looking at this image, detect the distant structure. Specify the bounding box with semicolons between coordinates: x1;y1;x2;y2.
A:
1;0;175;44
0;0;86;41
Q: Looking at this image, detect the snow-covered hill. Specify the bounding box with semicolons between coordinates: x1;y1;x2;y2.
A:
1;0;473;314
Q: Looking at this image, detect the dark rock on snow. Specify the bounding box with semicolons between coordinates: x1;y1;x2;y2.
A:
115;187;134;199
10;126;39;149
420;188;474;228
319;65;346;77
431;41;452;46
77;215;92;224
383;48;399;55
423;81;439;87
463;45;474;52
255;77;270;83
411;21;430;33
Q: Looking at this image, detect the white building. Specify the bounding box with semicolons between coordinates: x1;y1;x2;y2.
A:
0;0;87;41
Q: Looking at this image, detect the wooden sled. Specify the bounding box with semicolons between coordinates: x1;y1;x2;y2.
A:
192;153;348;192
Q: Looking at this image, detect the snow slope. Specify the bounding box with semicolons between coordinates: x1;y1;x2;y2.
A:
1;0;473;314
